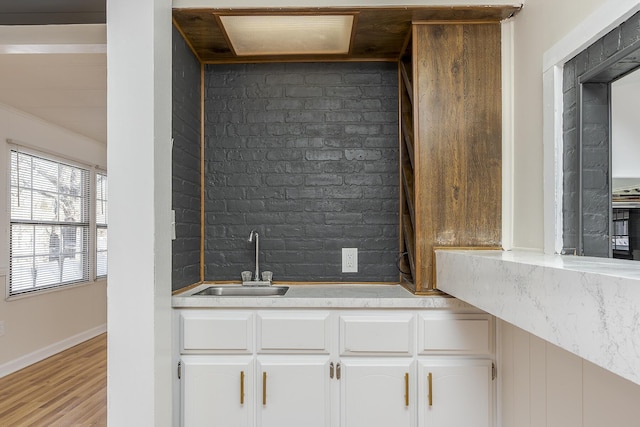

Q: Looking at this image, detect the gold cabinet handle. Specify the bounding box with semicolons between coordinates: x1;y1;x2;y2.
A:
240;371;245;405
336;363;341;380
330;362;334;379
405;373;409;407
262;372;267;405
428;372;433;407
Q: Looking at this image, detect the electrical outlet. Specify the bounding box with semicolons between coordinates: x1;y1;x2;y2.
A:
0;321;5;337
342;248;358;273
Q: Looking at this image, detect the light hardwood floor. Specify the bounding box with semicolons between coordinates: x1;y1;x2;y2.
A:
0;333;107;426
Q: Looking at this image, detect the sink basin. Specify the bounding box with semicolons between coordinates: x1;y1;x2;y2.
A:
193;285;289;297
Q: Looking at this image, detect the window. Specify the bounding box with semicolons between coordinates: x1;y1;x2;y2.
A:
96;172;108;278
8;148;104;296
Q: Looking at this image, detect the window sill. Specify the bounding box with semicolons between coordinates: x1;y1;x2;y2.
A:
5;277;107;302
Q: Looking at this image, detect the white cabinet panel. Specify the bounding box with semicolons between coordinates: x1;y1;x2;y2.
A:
419;313;491;355
257;356;332;427
257;311;331;353
181;310;253;353
340;313;414;356
181;356;254;427
340;359;415;427
418;359;493;427
177;308;495;427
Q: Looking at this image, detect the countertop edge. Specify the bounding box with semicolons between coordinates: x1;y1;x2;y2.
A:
171;283;475;310
435;249;640;386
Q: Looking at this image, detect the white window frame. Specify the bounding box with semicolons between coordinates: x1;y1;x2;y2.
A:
6;144;106;299
95;171;108;279
542;0;640;254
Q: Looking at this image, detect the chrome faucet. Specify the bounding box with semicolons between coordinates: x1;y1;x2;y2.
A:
248;230;260;282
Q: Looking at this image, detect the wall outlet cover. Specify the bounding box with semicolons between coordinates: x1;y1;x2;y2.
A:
342;248;358;273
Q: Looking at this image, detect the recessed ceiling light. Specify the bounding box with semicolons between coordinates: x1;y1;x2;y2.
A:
218;14;355;56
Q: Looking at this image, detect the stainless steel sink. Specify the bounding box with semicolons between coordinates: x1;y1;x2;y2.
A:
193;285;289;297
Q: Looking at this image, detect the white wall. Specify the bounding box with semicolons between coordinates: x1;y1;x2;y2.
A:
612;70;640;179
0;102;107;375
511;0;606;250
107;0;173;425
499;320;640;427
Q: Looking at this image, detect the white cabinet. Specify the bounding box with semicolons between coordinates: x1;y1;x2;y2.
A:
255;311;333;427
339;313;414;356
180;310;253;354
340;359;415;427
338;313;416;427
418;359;493;427
416;312;494;427
181;356;254;427
257;356;332;427
177;308;494;427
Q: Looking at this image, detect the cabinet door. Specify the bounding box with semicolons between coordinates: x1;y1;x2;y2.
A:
340;359;415;427
181;356;253;427
418;359;493;427
257;356;332;427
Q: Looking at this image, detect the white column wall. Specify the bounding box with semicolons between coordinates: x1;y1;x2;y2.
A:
511;0;606;251
106;0;172;425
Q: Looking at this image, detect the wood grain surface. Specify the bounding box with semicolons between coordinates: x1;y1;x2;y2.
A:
0;334;107;426
409;23;502;292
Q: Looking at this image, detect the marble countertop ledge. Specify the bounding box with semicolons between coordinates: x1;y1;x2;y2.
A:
172;283;474;310
435;249;640;386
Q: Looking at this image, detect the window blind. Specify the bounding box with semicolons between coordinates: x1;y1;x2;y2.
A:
9;150;91;295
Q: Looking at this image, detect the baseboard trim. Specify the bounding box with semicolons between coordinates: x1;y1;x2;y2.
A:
0;323;107;378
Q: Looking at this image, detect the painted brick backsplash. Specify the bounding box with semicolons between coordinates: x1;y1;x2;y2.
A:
204;62;399;282
172;25;201;290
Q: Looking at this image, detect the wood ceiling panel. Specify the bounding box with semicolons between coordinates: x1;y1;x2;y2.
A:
173;6;521;64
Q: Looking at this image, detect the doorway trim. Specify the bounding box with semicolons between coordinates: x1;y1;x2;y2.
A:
542;0;640;254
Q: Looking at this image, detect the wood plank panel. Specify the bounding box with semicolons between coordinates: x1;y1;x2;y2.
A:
0;334;107;426
462;24;502;245
413;23;502;292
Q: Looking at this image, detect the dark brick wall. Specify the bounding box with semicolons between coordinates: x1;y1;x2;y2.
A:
562;10;640;256
581;83;610;257
172;25;201;290
204;62;399;282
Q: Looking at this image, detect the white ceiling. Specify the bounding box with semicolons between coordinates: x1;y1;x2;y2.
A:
0;24;107;144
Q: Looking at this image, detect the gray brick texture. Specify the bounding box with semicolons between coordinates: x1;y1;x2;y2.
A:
172;25;201;290
562;10;640;256
203;62;399;282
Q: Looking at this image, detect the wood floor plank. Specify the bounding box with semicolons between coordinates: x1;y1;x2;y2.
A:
0;333;107;426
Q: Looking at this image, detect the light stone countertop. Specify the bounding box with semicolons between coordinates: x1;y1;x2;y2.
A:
435;249;640;386
172;283;475;310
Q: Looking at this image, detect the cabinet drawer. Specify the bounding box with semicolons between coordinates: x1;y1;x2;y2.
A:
180;310;253;353
257;311;331;353
418;314;492;355
340;313;414;356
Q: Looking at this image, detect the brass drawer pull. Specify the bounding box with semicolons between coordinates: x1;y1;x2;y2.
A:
240;371;245;405
263;372;267;405
428;372;433;406
405;373;409;407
